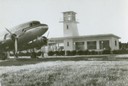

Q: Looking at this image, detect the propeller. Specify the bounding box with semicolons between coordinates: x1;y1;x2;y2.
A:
5;28;18;58
5;28;13;35
44;31;50;45
47;31;50;38
42;36;48;45
40;31;49;45
14;37;18;58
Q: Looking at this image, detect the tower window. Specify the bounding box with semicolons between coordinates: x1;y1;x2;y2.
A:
68;15;71;21
67;42;69;46
67;25;69;29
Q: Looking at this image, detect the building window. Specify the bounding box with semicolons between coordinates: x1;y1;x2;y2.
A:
115;40;117;46
67;25;69;29
68;15;71;21
99;40;110;50
87;41;96;49
67;42;69;46
75;42;84;50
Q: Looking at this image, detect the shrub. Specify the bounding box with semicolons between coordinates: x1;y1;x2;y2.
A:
71;50;77;55
77;50;85;55
112;50;128;54
54;51;59;56
84;50;90;55
59;51;65;56
18;52;31;56
48;51;54;56
89;51;98;55
102;50;111;54
47;49;128;56
36;51;42;56
30;52;37;58
66;51;72;56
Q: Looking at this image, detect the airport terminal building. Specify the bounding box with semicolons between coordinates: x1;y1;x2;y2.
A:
47;11;120;52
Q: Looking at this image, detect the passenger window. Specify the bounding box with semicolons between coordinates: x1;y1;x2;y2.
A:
30;22;40;27
22;29;26;32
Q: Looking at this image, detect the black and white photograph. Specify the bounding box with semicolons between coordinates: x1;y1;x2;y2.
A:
0;0;128;86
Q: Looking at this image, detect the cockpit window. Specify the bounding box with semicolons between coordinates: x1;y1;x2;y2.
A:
30;21;40;27
41;24;47;26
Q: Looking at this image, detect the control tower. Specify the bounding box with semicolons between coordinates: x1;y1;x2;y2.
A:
61;11;79;37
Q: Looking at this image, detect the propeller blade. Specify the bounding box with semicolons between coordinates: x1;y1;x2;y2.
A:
14;38;18;58
5;28;13;35
47;31;50;38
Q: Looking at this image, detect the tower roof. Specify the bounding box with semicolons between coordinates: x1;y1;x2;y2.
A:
63;11;76;14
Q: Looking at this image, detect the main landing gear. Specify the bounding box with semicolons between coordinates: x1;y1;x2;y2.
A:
30;52;37;58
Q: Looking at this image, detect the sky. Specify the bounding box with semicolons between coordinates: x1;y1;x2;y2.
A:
0;0;128;42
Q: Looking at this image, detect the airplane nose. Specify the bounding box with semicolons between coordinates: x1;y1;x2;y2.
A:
42;24;48;32
39;24;48;34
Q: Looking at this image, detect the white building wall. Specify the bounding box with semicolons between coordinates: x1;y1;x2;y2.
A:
110;37;119;50
64;39;74;51
63;22;79;37
73;36;119;51
48;36;120;52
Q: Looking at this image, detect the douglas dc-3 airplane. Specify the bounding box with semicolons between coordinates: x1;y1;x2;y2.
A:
0;21;48;59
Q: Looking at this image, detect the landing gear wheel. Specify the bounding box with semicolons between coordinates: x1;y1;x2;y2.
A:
31;52;37;58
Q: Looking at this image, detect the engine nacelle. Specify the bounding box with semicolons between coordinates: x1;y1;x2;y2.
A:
27;36;48;49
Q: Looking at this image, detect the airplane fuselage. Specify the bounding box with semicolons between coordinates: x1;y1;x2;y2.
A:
0;21;48;51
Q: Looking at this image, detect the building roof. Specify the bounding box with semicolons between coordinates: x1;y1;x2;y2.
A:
63;11;76;14
49;34;120;41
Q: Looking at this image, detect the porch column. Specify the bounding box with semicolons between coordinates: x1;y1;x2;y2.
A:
96;40;100;50
84;41;87;50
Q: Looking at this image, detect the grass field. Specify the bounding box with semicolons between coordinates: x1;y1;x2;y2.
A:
0;60;128;86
